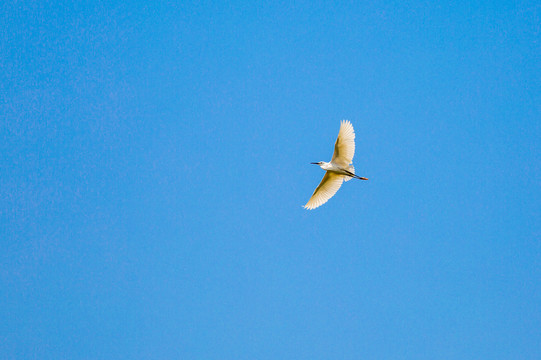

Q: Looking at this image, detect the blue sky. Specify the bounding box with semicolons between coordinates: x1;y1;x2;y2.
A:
1;1;540;359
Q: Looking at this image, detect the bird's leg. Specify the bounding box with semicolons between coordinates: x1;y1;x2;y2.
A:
343;168;368;180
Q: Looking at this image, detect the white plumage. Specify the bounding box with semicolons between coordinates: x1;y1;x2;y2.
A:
304;120;368;210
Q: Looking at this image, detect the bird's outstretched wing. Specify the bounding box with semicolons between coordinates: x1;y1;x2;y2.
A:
331;120;355;167
304;172;344;210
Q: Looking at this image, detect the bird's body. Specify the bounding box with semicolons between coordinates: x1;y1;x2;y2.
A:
314;161;364;179
304;120;368;210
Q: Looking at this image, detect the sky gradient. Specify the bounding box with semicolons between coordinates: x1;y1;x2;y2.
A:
1;1;540;359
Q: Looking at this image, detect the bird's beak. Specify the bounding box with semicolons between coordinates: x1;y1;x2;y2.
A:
310;162;318;165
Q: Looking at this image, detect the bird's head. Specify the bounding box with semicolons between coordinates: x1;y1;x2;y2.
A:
311;161;328;169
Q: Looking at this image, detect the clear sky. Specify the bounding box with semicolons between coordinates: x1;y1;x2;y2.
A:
1;1;540;359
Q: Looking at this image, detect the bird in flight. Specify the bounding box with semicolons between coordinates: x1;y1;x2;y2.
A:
304;120;368;210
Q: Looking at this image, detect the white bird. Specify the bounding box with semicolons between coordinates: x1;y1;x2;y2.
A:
304;120;368;210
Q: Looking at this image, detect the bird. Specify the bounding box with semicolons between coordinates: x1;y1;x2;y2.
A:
304;120;368;210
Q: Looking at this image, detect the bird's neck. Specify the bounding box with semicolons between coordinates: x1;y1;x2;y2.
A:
320;162;332;170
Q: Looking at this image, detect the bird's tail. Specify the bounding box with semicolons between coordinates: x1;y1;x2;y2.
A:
344;165;355;182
